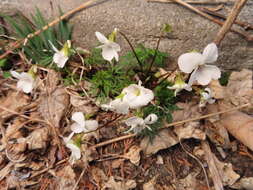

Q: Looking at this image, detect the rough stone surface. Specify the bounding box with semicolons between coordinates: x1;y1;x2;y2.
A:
0;0;252;70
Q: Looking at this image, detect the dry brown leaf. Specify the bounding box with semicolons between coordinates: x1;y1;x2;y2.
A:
143;176;157;190
140;129;178;156
39;87;69;127
0;162;13;181
227;69;253;107
172;102;201;122
232;177;253;190
209;69;253;110
5;119;25;140
0;91;29;118
91;167;108;188
40;69;60;93
124;145;141;166
70;95;99;115
55;165;76;190
102;176;137;190
220;110;253;151
177;172;199;190
26;127;49;150
174;121;206;140
202;141;240;189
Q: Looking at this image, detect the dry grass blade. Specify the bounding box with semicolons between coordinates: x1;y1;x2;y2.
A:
147;0;234;4
91;103;251;149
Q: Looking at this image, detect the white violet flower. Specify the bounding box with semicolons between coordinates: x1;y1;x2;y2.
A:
199;88;215;107
121;82;154;109
71;112;98;133
10;70;35;93
50;40;71;68
125;114;158;134
101;82;154;114
178;43;221;86
95;30;120;62
167;73;192;96
64;134;81;163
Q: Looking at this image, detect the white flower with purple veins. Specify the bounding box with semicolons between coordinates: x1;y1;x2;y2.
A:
178;43;221;86
199;88;215;107
71;112;98;133
122;83;154;109
125;114;158;134
95;31;120;62
10;71;35;93
101;98;130;115
50;40;71;68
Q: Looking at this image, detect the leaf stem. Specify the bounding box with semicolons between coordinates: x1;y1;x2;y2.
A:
118;31;144;71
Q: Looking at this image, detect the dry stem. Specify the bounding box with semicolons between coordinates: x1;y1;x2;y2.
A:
147;0;234;4
214;0;248;45
91;103;251;149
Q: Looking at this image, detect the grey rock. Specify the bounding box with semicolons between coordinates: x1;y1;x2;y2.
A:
0;0;252;70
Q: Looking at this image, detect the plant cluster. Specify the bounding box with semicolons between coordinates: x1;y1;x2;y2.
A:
0;10;225;163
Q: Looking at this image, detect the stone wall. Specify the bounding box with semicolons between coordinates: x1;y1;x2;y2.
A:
0;0;252;70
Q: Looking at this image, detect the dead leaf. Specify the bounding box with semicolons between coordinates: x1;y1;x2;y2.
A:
55;165;76;190
202;141;240;189
0;162;13;181
26;127;49;150
40;69;60;93
124;145;141;166
232;177;253;190
140;129;178;156
209;80;226;99
0;91;29;118
39;87;69;127
226;69;253;107
143;176;157;190
174;121;206;140
91;167;108;188
102;176;136;190
177;172;199;190
172;102;201;122
219;110;253;151
70;94;99;115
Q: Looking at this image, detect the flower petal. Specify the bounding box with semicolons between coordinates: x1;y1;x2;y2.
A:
71;123;84;133
18;80;33;93
110;99;129;114
95;31;109;44
71;112;85;127
101;46;115;62
194;67;212;85
85;120;99;132
66;142;81;160
144;114;158;124
53;52;68;68
202;43;218;63
125;116;144;127
204;65;221;80
110;42;121;52
10;71;21;79
178;52;204;73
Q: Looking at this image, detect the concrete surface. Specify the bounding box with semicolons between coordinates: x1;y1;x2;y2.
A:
0;0;252;70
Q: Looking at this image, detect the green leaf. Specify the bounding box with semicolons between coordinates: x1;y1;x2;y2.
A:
3;71;11;78
0;59;7;67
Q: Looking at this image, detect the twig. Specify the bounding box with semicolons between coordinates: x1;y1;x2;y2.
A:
30;158;68;179
200;7;253;30
214;0;248;45
180;141;211;190
147;0;234;4
91;103;251;149
72;168;86;190
0;0;99;59
169;0;253;42
0;105;49;124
